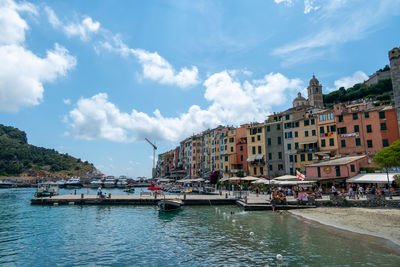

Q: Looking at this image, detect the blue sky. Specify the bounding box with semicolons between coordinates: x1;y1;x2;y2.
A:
0;0;399;178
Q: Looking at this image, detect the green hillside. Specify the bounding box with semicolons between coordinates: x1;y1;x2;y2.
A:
323;68;393;107
0;124;97;177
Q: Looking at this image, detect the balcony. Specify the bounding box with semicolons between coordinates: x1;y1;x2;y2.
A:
296;147;320;153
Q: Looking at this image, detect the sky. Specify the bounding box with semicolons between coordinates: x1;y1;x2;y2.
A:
0;0;399;178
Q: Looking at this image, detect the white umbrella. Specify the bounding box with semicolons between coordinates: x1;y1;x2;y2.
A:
241;176;260;181
252;178;269;184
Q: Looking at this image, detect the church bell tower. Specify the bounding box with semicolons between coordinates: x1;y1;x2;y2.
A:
307;75;324;108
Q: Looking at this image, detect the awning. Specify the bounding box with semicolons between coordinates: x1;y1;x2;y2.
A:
347;173;398;184
273;175;298;181
247;155;256;162
255;154;264;160
251;178;269;184
241;176;260;181
274;180;317;185
300;140;318;145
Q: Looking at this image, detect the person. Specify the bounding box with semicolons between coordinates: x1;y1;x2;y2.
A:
271;188;278;212
97;186;102;198
358;186;364;198
331;185;337;195
255;186;260;197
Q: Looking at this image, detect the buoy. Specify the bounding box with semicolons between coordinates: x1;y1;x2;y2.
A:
276;254;283;261
232;219;236;223
249;232;254;236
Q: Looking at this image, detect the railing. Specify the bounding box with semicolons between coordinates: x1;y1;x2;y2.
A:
296;148;320;153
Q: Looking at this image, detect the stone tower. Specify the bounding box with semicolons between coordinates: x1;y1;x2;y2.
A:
307;75;324;108
389;47;400;133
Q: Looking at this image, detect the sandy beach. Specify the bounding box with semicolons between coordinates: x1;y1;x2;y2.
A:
289;207;400;246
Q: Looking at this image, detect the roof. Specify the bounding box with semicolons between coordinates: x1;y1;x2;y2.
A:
347;173;398;184
306;155;366;167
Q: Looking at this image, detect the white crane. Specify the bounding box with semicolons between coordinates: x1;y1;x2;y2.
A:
145;138;157;178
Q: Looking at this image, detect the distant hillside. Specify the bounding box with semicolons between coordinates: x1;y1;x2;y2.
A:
323;73;393;107
0;124;99;177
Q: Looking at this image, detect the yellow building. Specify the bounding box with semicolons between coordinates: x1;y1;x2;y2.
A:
315;109;338;159
246;123;266;176
222;127;237;177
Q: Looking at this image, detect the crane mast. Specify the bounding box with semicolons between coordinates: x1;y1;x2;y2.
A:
145;138;157;178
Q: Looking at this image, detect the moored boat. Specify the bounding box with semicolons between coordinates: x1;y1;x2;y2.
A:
35;183;59;197
117;177;128;188
0;180;15;188
158;199;183;212
103;176;116;188
65;177;82;188
90;178;104;188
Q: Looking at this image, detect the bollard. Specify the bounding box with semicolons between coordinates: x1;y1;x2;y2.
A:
225;193;228;199
81;193;84;199
219;190;222;196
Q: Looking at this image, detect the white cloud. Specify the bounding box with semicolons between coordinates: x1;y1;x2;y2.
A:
64;17;100;41
272;1;400;65
99;37;200;88
274;0;293;4
332;71;368;90
66;71;303;142
44;6;60;28
0;0;76;112
63;98;71;105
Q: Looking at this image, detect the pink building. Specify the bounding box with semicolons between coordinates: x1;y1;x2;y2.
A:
306;155;368;190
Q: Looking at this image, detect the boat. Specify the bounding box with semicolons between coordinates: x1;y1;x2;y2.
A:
103;176;117;188
158;198;183;212
55;180;66;188
0;180;15;188
123;187;135;193
35;183;59;197
65;177;82;188
90;178;104;188
117;177;128;188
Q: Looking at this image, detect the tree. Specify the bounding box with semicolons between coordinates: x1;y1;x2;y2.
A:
373;140;400;199
209;170;220;184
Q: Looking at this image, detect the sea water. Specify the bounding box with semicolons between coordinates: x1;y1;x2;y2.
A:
0;188;399;266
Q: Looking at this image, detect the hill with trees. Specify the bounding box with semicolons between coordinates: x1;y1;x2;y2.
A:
0;124;99;177
323;67;393;107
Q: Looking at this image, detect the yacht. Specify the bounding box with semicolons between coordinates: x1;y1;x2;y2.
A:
117;177;128;188
90;178;104;188
65;177;82;188
0;180;15;188
103;176;117;188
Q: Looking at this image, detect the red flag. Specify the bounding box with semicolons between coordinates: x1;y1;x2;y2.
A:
296;170;305;180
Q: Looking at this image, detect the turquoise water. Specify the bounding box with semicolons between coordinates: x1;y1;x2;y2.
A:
1;188;399;266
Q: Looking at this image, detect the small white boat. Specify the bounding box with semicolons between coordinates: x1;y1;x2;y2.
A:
35;183;59;197
65;177;82;188
103;176;116;188
0;180;15;188
90;178;104;188
158;199;183;212
117;178;128;188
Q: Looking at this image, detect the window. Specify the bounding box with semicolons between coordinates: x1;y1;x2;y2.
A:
251;136;255;142
269;165;273;171
290;168;294;175
341;140;346;148
257;135;261;141
355;138;361;146
320;126;325;134
353;113;358;120
224;145;227;151
327;113;334;120
365;112;369;118
231;147;233;152
294;155;297;163
383;139;389;147
304;120;310;126
240;146;243;151
278;164;283;170
338;127;347;134
319;114;326;121
268;153;272;160
289;155;293;162
329;138;334;146
229;137;234;143
267;138;271;146
277;137;281;145
300;154;305;162
366;125;372;133
295;131;298;137
285;115;290;120
354;125;359;132
295;142;299;149
258;128;262;133
381;123;387;130
336;166;341;177
278;152;282;159
254;167;257;175
260;167;264;175
225;155;228;162
312;130;316;136
287;143;291;150
307;153;312;161
350;164;355;172
305;131;309;137
287;132;292;138
338;115;343;122
367;140;373;148
252;146;256;154
277;124;281;130
311;119;315;125
266;126;270;132
258;146;262;154
321;139;326;147
379;111;385;119
318;167;321;177
240;155;243;161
